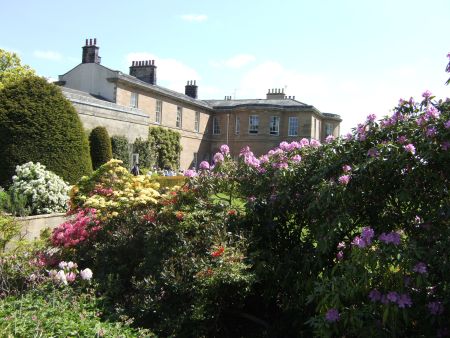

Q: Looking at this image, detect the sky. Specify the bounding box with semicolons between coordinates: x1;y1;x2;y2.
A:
1;0;449;134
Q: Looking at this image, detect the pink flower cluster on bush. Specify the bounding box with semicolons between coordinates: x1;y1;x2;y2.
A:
51;208;100;247
48;260;93;285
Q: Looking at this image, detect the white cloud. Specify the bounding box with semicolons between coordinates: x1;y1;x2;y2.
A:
33;50;62;61
180;14;208;22
126;52;200;92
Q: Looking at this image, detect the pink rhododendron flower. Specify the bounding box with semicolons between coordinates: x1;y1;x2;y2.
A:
336;251;344;260
213;152;224;163
426;126;437;137
279;141;290;151
342;165;351;173
220;144;230;155
66;272;76;283
404;143;416;155
310;139;321;147
378;232;401;245
344;133;353;140
366;114;376;122
338;175;350;185
367;148;379;158
444;120;450;129
184;169;197;177
422;90;432;98
337;241;346;250
300;138;309;147
52;209;99;248
425;106;440;119
291;155;302;163
199;161;210;170
351;236;366;248
325;135;335;143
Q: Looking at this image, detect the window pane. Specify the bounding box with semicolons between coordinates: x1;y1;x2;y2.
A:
249;115;259;134
195;111;200;132
156;100;162;124
213;117;220;134
288;117;298;136
270;116;280;135
235;116;240;134
176;106;183;128
130;92;138;108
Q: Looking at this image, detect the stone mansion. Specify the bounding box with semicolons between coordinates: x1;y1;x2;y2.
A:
57;39;342;169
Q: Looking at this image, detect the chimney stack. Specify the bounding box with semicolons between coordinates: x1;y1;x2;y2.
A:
129;59;157;85
185;80;198;99
82;37;101;64
266;88;286;100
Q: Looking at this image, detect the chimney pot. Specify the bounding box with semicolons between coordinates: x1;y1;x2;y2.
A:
85;39;88;46
94;38;97;45
89;38;92;46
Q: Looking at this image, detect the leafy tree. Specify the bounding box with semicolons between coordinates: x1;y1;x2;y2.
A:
89;127;112;170
0;76;92;186
148;127;182;169
0;49;35;90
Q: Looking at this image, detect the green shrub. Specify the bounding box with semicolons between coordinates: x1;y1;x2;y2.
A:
0;213;21;252
0;287;155;337
0;76;92;186
89;127;112;170
111;135;130;169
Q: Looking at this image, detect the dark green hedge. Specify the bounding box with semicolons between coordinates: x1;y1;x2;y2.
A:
0;76;92;186
89;126;112;170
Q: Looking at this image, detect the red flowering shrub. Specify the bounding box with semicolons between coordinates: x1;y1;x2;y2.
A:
51;209;100;248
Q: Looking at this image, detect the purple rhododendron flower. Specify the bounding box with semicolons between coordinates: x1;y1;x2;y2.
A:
289;141;301;150
344;133;353;140
300;138;310;147
397;293;412;308
292;155;302;163
397;136;407;144
259;155;269;163
404;143;416;155
369;289;381;302
444;120;450;129
428;301;444;315
426;126;437;137
199;161;210;170
342;165;351;173
378;232;401;245
441;141;450;151
413;262;427;274
310;139;321;148
422;90;432;98
366;114;377;122
338;175;351;185
279;141;290;151
325;135;335;143
352;236;366;248
425;106;440;119
220;144;230;155
387;291;399;303
325;309;340;322
184;169;197;177
336;251;344;261
337;241;346;250
213;152;224;163
361;227;374;245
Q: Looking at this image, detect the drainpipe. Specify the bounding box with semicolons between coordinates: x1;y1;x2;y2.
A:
226;113;230;145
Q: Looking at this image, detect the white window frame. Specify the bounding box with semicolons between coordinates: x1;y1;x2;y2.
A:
176;106;183;128
213;117;220;135
155;100;162;124
269;116;280;135
235;116;240;134
288;117;299;136
130;92;138;108
248;115;259;134
194;111;200;133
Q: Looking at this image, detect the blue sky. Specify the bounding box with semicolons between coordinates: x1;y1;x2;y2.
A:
1;0;449;133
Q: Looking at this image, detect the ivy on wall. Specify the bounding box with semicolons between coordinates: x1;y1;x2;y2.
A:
148;127;182;170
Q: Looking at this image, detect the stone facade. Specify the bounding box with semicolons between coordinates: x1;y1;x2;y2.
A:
58;39;342;169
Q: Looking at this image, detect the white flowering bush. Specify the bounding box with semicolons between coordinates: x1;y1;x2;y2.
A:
10;162;70;215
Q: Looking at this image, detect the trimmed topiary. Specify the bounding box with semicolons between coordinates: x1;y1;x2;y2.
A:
0;76;92;186
111;135;130;169
89;126;112;170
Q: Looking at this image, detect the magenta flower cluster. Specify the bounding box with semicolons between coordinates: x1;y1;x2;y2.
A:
352;226;374;248
52;209;100;248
